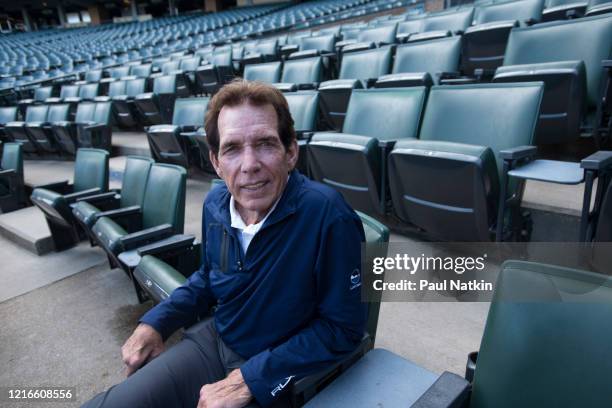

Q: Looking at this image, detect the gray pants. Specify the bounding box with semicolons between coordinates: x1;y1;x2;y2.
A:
82;319;262;408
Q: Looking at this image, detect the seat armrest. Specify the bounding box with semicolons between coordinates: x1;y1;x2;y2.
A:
63;187;103;204
119;224;175;251
76;191;120;205
136;234;197;257
411;371;471;408
581;151;612;171
84;123;107;132
465;351;478;383
0;168;16;177
499;145;537;161
95;205;141;221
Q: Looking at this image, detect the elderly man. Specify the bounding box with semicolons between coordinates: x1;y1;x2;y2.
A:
83;80;366;408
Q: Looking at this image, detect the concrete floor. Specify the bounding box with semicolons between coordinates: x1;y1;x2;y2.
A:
0;132;587;406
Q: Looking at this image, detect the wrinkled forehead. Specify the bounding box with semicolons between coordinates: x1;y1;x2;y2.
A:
218;101;279;144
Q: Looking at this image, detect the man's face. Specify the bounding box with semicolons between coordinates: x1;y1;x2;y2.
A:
210;102;298;225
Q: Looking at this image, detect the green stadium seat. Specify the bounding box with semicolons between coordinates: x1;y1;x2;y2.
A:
0;142;25;212
388;83;543;241
243;61;282;83
30;148;109;250
309;87;427;215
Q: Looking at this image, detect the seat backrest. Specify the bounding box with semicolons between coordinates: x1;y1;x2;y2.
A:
129;64;152;77
343;87;427;140
212;50;232;66
153;75;177;94
162;60;181;75
392;37;461;76
356;210;390;339
126;78;146;97
255;39;278;57
1;142;23;175
47;104;70;122
78;83;99;99
503;14;612;107
285;91;319;132
281;57;322;84
300;35;335;53
340;47;392;80
74;102;96;123
25;105;49;122
474;0;544;24
120;156;154;208
110;66;130;79
471;260;612;408
172;97;210;127
93;102;112;124
34;86;53;101
397;17;424;35
85;70;102;82
179;56;201;71
243;62;282;83
423;8;474;32
287;31;311;45
419;83;543;174
108;80;127;97
141;163;186;232
60;85;79;99
0;106;17;124
73;148;109;192
357;24;397;44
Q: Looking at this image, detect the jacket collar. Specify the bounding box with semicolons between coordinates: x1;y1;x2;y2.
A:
208;170;301;230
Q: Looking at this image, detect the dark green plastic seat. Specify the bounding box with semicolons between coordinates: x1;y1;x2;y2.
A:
5;104;49;153
542;0;588;22
276;57;322;91
25;103;70;153
500;14;612;140
112;78;146;128
92;163;186;258
299;35;336;53
195;49;234;95
376;36;461;87
146;97;210;168
319;46;393;131
243;61;282;83
462;0;545;75
0;143;25;212
284;91;319;175
30;148;109;250
388;83;543;241
134;75;181;126
0;107;17;142
72;156;154;230
310;87;427;215
422;7;474;33
356;24;397;46
305;260;612;408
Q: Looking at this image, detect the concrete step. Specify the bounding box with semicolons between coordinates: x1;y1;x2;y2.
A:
112;131;151;157
0;206;54;255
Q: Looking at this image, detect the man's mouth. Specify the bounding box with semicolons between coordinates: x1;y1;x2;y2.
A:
241;181;268;191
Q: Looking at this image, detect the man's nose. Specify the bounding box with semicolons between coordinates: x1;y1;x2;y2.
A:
240;146;261;173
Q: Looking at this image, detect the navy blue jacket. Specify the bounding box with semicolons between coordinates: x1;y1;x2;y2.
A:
140;170;367;406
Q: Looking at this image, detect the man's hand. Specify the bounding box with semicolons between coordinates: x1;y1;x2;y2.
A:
198;369;252;408
121;323;164;377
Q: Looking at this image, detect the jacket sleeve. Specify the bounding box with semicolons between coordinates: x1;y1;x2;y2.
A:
139;203;215;341
239;213;368;406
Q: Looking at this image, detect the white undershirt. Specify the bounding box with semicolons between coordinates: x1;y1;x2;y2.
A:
229;192;282;254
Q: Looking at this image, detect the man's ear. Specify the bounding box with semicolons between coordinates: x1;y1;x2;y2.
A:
209;151;221;177
287;139;299;171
